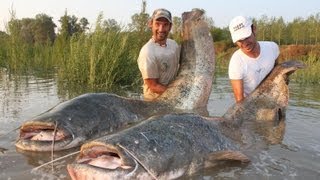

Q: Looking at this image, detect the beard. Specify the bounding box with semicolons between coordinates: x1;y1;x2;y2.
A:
155;32;168;41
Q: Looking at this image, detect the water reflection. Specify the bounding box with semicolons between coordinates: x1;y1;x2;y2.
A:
289;82;320;109
16;147;79;179
0;70;61;135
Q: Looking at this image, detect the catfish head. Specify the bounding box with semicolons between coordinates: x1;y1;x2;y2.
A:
67;142;156;180
15;113;85;152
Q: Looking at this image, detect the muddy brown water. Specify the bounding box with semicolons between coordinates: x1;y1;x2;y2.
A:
1;71;319;179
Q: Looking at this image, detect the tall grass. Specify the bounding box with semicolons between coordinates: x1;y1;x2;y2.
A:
52;28;143;97
291;55;320;84
0;23;144;98
57;29;135;89
279;45;320;84
33;42;55;74
1;25;319;98
1;31;55;76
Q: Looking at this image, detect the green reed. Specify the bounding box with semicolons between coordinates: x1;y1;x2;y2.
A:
0;29;143;96
0;33;54;76
2;25;319;95
291;55;320;84
51;29;143;97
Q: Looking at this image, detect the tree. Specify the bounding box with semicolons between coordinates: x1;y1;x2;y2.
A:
33;14;56;44
19;18;34;44
103;19;121;32
129;0;150;33
8;18;21;39
8;13;56;45
58;10;87;38
256;15;269;41
290;18;304;45
210;27;230;42
171;16;182;43
79;17;89;33
58;10;72;39
128;0;151;48
270;16;286;45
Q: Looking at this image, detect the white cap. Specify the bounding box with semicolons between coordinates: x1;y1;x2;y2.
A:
229;16;252;43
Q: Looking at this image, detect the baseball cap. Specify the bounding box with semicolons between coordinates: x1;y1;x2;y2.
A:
229;16;252;43
152;8;172;23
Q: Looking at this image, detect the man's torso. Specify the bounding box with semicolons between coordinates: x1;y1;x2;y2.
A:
137;39;180;100
228;41;279;96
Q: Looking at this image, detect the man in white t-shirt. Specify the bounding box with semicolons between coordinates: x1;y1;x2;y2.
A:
137;8;180;101
228;16;280;103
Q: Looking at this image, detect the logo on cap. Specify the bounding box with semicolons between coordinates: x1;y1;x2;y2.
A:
229;16;253;43
233;23;245;32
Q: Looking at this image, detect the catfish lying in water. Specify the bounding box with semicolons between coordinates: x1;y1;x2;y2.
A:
67;60;305;179
68;114;249;180
15;94;174;151
15;8;215;152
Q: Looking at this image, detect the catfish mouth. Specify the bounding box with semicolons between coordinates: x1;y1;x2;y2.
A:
67;143;136;180
15;122;73;151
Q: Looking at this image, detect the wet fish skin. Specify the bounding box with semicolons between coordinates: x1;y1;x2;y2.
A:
15;8;214;152
67;113;246;180
158;9;215;110
67;60;305;179
220;60;305;145
15;93;173;151
223;60;305;124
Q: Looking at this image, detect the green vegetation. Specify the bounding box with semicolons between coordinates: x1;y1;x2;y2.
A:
294;55;320;84
282;45;320;84
0;6;150;96
0;2;319;97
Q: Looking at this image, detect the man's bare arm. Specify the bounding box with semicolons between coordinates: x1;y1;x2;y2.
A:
230;79;244;103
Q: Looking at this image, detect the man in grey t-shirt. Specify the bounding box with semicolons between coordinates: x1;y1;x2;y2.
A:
137;8;180;101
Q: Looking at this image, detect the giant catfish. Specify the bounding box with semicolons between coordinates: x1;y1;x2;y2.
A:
67;60;305;179
15;9;215;152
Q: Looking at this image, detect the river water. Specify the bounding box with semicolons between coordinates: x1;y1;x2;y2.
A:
0;69;319;180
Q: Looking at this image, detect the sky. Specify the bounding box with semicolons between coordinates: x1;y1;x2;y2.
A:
1;0;320;31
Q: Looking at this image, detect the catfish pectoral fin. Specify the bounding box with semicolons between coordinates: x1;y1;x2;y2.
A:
207;150;250;163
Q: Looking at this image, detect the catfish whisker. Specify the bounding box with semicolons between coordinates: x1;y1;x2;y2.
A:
32;150;80;171
118;143;158;180
51;120;58;172
125;158;138;177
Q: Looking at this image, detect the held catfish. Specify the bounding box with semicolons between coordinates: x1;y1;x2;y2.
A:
157;8;215;109
67;60;305;179
15;9;215;152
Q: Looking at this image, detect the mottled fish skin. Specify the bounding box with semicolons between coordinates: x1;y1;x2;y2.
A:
219;60;305;145
223;60;305;125
15;9;215;152
67;113;241;180
15;93;173;151
158;9;215;110
67;60;305;179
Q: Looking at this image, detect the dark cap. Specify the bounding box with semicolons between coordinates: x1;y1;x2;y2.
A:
152;8;172;23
